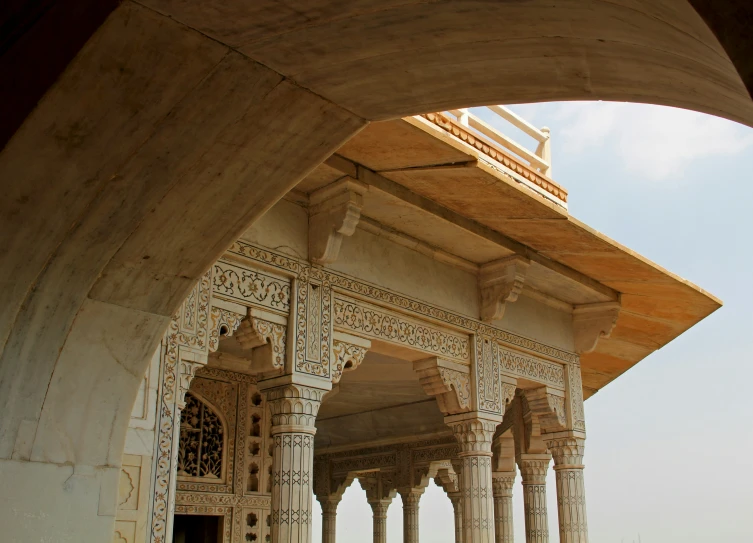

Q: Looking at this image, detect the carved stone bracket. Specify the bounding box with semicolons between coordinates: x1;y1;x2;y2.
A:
234;309;287;373
573;301;620;354
309;177;368;264
523;387;567;435
208;305;244;353
479;255;530;322
413;357;471;415
331;332;371;384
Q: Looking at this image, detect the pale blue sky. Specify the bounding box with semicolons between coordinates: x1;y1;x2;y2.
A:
313;102;753;542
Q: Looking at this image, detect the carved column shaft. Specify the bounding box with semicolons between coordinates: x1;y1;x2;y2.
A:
369;499;391;543
399;490;422;543
266;384;326;543
548;438;588;543
320;498;340;543
447;415;498;543
518;457;551;543
492;472;515;543
448;493;463;543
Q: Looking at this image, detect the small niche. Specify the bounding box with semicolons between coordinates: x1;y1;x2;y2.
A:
251;414;261;437
266;515;271;527
251;393;262;407
247;513;258;528
267;443;273;457
245;534;257;542
247;463;260;492
266;465;272;493
249;442;260;456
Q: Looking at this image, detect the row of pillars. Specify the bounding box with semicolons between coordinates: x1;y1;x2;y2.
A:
318;452;585;543
264;384;587;543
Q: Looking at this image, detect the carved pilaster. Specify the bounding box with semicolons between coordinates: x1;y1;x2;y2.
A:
479;256;530;322
572;301;620;354
266;384;326;543
518;456;551;543
545;437;588;543
309;178;367;264
362;472;396;543
445;413;498;543
492;472;516;543
413;357;471;415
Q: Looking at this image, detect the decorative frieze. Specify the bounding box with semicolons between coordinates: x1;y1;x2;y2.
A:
213;260;291;314
499;346;565;389
334;295;471;363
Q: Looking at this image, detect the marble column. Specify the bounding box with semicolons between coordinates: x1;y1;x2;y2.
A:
448;492;463;543
266;384;326;543
547;438;588;543
319;497;340;543
400;489;423;543
446;414;498;543
492;472;516;543
518;455;551;543
368;499;392;543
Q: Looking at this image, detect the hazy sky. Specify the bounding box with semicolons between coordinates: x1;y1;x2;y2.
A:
312;102;753;543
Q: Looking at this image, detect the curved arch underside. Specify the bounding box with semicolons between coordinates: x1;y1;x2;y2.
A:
0;1;750;540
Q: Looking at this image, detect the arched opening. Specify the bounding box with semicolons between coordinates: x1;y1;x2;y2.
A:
0;2;750;541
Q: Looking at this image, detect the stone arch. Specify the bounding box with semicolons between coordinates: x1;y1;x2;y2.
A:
1;1;753;541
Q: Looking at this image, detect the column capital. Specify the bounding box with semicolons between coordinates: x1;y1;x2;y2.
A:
265;383;327;434
319;496;341;515
491;471;516;497
545;436;585;469
445;412;500;455
517;454;551;485
398;487;424;506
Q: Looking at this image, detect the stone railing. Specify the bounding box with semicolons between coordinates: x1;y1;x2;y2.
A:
419;105;568;206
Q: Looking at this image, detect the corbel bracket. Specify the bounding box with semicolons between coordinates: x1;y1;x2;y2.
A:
413;357;471;415
234;309;286;373
331;332;371;384
479;255;530;322
573;301;621;354
208;301;245;353
523;387;567;434
309;177;367;264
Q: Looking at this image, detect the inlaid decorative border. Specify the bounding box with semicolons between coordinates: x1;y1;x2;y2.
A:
334;294;470;363
498;346;565;389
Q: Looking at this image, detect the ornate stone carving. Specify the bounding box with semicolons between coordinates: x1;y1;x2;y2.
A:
498;346;565;389
479;255;530;322
295;276;333;378
413;357;471;415
150;270;211;543
572;301;620;354
177;392;225;480
334;295;470;363
566;361;586;434
519;456;551;543
309;178;367;264
445;413;499;543
492;471;516;543
545;437;588;543
331;336;371;384
266;384;327;543
213;260;291;313
227;241;579;369
475;334;503;414
208;306;244;353
234;313;287;373
524;387;567;434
